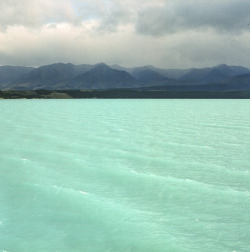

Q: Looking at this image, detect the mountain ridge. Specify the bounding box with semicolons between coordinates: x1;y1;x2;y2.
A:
1;62;250;91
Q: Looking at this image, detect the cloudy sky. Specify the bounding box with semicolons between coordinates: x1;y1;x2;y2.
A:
0;0;250;68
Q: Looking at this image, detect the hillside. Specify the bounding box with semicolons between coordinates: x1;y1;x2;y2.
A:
71;63;137;89
179;64;250;84
0;66;34;88
0;62;249;91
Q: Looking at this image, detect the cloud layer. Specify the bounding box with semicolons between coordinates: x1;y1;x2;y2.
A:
1;0;250;68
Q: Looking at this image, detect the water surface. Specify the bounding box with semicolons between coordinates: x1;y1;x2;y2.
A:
0;99;250;251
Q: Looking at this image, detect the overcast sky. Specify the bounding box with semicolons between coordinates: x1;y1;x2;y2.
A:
0;0;250;68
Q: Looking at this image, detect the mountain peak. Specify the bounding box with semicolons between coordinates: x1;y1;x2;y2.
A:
94;62;110;68
1;62;250;91
72;63;135;89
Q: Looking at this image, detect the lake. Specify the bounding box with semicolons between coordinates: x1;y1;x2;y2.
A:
0;99;250;251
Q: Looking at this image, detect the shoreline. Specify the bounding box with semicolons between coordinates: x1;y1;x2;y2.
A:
1;89;250;99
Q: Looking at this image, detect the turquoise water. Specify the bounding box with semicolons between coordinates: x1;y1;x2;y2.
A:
0;99;250;252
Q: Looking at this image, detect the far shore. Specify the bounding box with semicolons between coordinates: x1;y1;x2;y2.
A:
1;89;250;99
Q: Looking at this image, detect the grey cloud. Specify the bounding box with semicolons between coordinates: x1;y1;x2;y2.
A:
0;0;82;29
1;0;250;69
0;0;133;33
1;0;250;35
1;23;250;69
75;0;135;32
136;0;250;36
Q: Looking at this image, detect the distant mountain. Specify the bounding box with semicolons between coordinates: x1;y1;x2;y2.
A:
143;65;191;79
179;64;250;84
111;64;191;79
9;63;136;90
71;63;136;89
216;72;250;90
9;63;93;90
1;62;250;91
111;64;133;73
17;63;76;84
0;65;34;87
141;72;250;91
9;63;94;90
130;67;168;83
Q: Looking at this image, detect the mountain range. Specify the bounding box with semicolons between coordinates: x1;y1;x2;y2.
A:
0;62;250;91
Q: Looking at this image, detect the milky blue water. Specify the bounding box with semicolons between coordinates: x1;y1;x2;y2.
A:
0;99;250;252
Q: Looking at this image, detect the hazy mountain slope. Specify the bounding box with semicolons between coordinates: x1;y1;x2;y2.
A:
9;63;94;89
141;72;250;91
145;66;191;79
218;72;250;90
131;68;168;83
2;62;250;91
0;66;34;87
10;63;76;89
71;63;136;89
111;64;191;79
179;64;250;84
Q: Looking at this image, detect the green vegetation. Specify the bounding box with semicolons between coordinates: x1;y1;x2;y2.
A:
1;89;250;99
